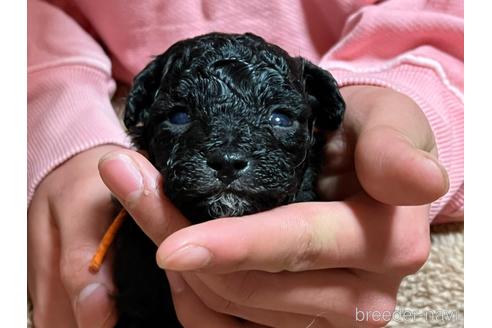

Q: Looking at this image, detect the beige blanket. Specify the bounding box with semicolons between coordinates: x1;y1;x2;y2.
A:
388;223;464;327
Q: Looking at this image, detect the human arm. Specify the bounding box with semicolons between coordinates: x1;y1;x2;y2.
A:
319;0;463;221
27;1;130;327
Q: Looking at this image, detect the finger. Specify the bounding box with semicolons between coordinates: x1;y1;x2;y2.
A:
53;174;117;328
196;269;400;325
166;271;267;328
28;195;77;328
182;272;332;328
98;150;189;245
156;194;430;274
355;95;449;205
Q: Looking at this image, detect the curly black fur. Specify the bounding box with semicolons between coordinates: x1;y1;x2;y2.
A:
114;32;345;327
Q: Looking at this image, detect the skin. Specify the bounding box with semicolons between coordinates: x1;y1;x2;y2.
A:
28;85;449;327
28;145;121;328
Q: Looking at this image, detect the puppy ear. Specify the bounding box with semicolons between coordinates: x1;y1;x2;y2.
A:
301;59;345;131
124;53;175;148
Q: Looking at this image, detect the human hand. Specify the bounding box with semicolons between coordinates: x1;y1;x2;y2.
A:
318;85;448;205
99;86;449;327
28;145;123;328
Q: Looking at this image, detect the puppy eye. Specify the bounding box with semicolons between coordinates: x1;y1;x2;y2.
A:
270;111;293;127
168;110;191;125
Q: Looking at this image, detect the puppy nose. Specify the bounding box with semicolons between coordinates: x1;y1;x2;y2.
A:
207;151;249;184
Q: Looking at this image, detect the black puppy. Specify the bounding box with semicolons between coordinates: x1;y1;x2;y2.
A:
114;32;345;327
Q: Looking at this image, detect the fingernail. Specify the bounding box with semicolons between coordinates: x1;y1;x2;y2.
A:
166;271;186;293
158;245;212;271
423;156;449;194
76;283;114;328
100;153;143;206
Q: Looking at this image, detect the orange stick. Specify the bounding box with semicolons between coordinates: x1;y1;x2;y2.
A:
89;208;127;273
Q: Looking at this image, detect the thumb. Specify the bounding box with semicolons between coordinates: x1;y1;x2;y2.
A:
355;115;449;205
98;149;189;245
55;178;117;328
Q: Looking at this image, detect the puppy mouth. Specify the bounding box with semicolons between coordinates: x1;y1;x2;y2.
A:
202;191;255;218
164;169;291;220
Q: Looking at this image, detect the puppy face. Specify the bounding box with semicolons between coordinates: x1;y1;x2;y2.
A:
125;33;344;222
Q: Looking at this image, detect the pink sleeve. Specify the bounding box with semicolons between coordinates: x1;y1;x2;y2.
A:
319;0;464;222
27;0;131;204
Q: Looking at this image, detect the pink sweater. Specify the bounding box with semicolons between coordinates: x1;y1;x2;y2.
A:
28;0;464;222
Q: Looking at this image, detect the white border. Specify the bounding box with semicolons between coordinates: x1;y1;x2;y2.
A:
465;1;492;327
0;1;27;327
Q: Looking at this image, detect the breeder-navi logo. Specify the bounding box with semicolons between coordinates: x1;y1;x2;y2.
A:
355;306;461;323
